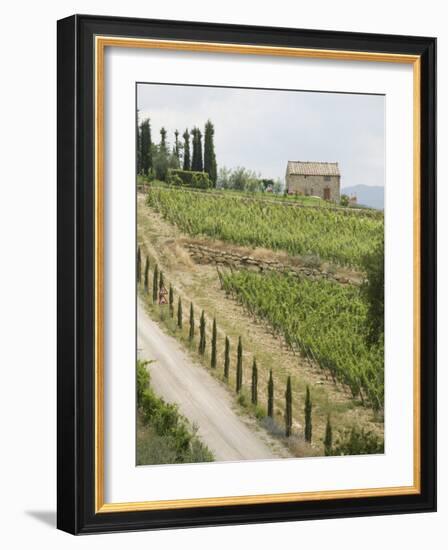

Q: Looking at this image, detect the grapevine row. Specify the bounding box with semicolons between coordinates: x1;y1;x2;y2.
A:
220;270;384;410
147;187;383;268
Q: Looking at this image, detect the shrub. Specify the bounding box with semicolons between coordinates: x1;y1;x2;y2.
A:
260;415;284;437
153;149;169;181
340;194;350;207
332;426;384;456
169;169;212;189
136;359;214;464
136;360;150;403
237;392;249;408
167;173;183;187
254;404;266;420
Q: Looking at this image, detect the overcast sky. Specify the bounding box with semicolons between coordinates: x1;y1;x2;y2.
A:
137;83;385;188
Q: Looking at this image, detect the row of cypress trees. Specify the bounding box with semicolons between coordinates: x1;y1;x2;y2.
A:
137;245;324;444
137;117;217;185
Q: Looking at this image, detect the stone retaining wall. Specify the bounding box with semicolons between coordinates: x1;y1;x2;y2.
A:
184;243;361;286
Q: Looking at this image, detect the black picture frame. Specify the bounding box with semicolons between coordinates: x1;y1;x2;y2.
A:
57;14;436;535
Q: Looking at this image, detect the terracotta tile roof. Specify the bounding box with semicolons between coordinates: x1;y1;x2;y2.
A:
286;161;340;176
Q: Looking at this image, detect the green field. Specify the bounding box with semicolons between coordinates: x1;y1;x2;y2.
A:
220;271;384;410
147;187;383;267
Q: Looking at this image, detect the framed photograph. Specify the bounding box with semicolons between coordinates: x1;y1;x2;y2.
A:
57;14;436;534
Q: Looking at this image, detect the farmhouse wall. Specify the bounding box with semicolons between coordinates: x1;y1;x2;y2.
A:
286;174;340;201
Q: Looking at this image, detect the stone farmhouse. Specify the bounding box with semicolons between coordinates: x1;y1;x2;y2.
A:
285;161;341;202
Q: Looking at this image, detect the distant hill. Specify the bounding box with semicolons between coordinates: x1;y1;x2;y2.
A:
342;185;384;210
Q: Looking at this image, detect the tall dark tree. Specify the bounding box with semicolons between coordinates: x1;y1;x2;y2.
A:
204;120;217;185
136;110;141;175
198;310;206;355
169;284;174;317
224;336;230;380
174;130;180;161
268;370;274;418
251;358;258;405
177;297;183;329
236;336;243;393
182;129;191;171
159;271;165;293
152;264;159;304
189;303;195;342
285;376;292;437
211;318;217;369
324;415;333;456
191;127;203;172
160;127;167;151
139;119;153;175
144;256;150;293
305;385;312;443
136;246;142;284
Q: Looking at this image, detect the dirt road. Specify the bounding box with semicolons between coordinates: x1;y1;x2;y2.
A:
137;299;282;462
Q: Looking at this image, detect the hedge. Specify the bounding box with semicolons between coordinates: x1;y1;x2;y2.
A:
168;169;212;189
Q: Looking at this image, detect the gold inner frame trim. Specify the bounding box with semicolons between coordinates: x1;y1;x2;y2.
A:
94;35;421;514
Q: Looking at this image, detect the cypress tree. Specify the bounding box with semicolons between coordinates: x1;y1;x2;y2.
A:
159;271;164;291
197;128;203;172
191;128;197;171
198;310;206;355
160;127;167;151
204;120;217;185
191;127;203;172
236;336;243;393
305;386;313;443
152;264;159;303
136;246;142;284
144;256;149;293
189;303;195;342
174;130;180;161
177;297;183;329
224;336;230;380
169;285;174;317
136;110;141;175
139;119;153;175
251;358;258;405
324;415;333;456
182;129;191;170
211;318;217;368
268;370;274;417
285;376;292;437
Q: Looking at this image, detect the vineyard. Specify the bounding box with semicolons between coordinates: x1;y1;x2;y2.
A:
220;270;384;410
147;187;383;267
